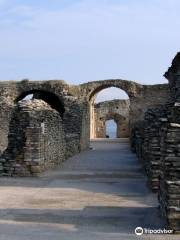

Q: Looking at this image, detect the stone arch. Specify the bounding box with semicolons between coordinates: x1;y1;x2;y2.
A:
86;79;141;101
85;80;133;139
97;113;129;138
15;89;65;117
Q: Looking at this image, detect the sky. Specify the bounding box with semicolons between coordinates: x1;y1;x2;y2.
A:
0;0;180;100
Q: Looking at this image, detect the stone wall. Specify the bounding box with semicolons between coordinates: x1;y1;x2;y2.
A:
0;100;66;176
0;82;16;153
159;53;180;232
94;99;130;138
158;119;180;232
0;103;13;154
132;105;180;232
131;53;180;232
0;53;179;230
0;79;169;153
80;79;170;128
0;80;89;155
131;105;169;190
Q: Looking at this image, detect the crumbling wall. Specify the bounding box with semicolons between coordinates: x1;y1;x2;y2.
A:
0;79;169;152
131;106;168;190
158;53;180;232
0;103;13;154
132;105;180;232
158;119;180;232
0;82;16;153
94;99;130;138
0;100;66;176
80;80;170;128
0;80;88;155
63;98;89;157
130;84;170;126
132;53;180;232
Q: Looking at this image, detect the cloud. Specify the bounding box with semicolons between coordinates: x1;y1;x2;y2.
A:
0;0;179;85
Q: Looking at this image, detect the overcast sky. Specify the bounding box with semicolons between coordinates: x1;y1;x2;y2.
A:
0;0;179;100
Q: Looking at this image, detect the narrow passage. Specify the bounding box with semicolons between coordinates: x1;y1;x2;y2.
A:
0;140;178;240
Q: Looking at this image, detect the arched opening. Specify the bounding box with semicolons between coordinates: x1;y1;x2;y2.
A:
105;119;117;138
3;89;67;176
15;90;65;117
90;86;130;140
95;87;129;103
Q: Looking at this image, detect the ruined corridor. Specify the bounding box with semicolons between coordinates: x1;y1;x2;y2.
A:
0;140;178;240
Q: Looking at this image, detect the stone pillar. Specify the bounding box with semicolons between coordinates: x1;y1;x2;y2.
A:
96;119;106;138
24;126;44;174
90;97;96;139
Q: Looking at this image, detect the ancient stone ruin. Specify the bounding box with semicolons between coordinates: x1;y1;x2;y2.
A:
132;53;180;232
1;99;66;176
0;53;180;232
94;99;130;138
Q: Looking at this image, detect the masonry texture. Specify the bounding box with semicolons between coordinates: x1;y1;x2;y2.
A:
131;53;180;232
0;78;168;153
0;53;180;232
0;100;66;176
94;99;130;138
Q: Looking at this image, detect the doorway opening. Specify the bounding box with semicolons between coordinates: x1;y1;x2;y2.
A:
105;119;117;138
90;86;130;140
